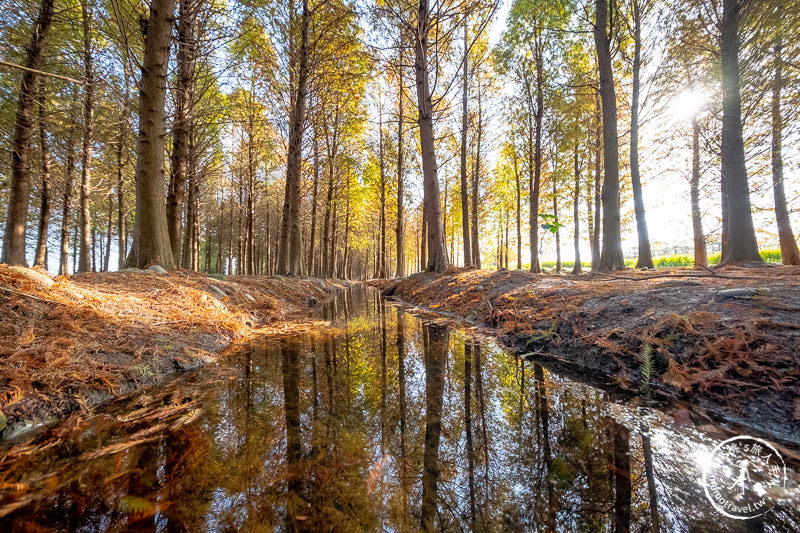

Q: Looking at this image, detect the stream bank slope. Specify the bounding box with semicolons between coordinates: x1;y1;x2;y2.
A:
0;265;350;439
370;266;800;446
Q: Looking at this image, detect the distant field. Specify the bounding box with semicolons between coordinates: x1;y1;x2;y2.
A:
535;248;782;270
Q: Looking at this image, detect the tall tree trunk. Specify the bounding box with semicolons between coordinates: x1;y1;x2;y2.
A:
116;85;129;270
322;114;338;278
103;193;113;271
2;0;55;266
719;0;760;264
591;94;602;269
330;195;338;278
770;34;800;265
594;0;624;271
630;0;653;269
308;135;319;274
414;0;449;272
343;181;351;279
533;32;545;274
690;114;707;267
34;79;51;268
246;107;256;275
379;106;387;277
504;208;509;268
514;150;521;270
553;172;561;273
460;21;472;267
78;0;94;273
471;81;482;268
91;224;97;272
60;94;77;275
420;205;427;271
524;66;542;274
572;145;582;274
127;0;176;269
277;0;310;276
182;131;197;269
396;49;406;277
167;0;195;264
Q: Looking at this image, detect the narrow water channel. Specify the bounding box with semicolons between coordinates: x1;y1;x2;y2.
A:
1;286;797;531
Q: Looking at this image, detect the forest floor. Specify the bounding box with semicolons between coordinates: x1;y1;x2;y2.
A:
0;265;351;440
370;265;800;446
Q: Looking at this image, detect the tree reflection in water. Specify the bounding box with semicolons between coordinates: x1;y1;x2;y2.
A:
1;285;798;532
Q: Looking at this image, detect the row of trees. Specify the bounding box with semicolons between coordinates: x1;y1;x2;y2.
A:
0;0;798;277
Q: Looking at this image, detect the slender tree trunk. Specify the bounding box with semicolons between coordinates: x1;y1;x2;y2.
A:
91;225;97;272
514;150;521;270
182;132;197;269
308;135;320;274
460;21;472;267
72;225;78;273
60;96;77;276
770;34;800;265
630;0;653;269
471;81;482;268
78;0;94;273
553;172;561;273
343;181;351;279
572;145;582;274
396;49;406;277
532;32;545;274
322;114;338;278
379;106;387;277
591;95;602;269
127;0;176;269
414;0;449;272
277;0;310;276
103;193;112;271
690;114;707;267
524;69;541;273
330;196;338;278
594;0;624;270
420;205;427;271
246;110;256;275
2;0;55;266
116;88;129;269
167;0;194;263
719;0;760;264
504;208;509;268
34;79;51;268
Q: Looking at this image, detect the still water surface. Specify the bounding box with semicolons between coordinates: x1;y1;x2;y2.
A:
1;286;798;531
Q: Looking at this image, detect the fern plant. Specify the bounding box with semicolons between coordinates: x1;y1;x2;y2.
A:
638;343;653;393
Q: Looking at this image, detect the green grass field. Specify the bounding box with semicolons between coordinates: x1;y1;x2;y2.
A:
536;248;782;270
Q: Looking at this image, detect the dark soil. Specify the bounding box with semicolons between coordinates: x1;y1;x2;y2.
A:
0;265;351;439
370;266;800;447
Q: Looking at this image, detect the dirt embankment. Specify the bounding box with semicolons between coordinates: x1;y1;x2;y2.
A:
371;266;800;446
0;265;351;439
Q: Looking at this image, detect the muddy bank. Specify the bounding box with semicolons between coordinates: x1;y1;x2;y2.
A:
0;265;351;439
370;267;800;446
